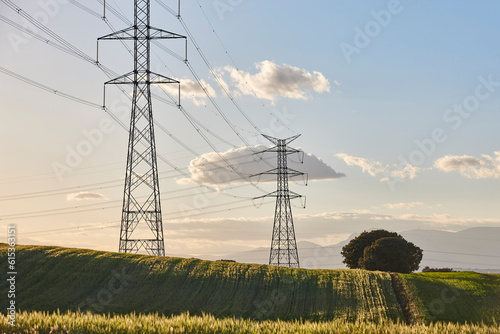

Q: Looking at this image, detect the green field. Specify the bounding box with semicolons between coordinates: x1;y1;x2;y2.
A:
399;271;500;324
0;244;402;322
1;243;499;333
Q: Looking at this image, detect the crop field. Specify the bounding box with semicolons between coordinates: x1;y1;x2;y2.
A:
1;244;499;333
0;244;403;322
1;311;499;334
399;271;500;325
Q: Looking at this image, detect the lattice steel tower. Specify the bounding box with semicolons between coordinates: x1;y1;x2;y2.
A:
98;0;186;256
254;134;306;268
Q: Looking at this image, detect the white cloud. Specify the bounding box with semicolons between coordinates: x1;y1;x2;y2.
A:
335;153;385;176
434;152;500;179
335;153;421;182
223;60;330;101
66;192;108;201
383;202;425;210
177;145;345;186
388;164;420;181
160;78;216;106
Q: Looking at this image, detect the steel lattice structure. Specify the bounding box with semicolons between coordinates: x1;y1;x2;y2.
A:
253;134;306;268
98;0;186;256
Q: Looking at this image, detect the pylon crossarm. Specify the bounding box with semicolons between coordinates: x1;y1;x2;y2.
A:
288;191;303;200
251;168;279;176
253;146;302;155
253;146;279;155
98;27;135;40
286;169;305;178
150;72;181;106
105;71;135;85
262;133;301;145
149;27;186;39
253;191;279;200
283;134;301;144
251;167;304;178
284;148;302;155
105;72;180;85
261;134;280;145
253;191;302;200
150;72;180;84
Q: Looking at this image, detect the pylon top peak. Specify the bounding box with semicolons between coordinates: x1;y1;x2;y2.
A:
261;133;301;145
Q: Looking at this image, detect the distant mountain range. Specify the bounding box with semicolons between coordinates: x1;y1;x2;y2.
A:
196;227;500;273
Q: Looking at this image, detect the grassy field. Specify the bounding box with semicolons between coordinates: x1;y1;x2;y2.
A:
1;311;499;334
0;244;402;322
1;243;499;333
399;271;500;325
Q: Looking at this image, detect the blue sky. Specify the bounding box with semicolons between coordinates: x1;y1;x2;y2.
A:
1;0;500;260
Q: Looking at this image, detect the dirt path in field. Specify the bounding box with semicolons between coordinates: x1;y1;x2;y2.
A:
390;273;413;324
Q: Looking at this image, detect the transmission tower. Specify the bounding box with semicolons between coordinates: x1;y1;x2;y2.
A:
98;1;186;256
253;134;306;268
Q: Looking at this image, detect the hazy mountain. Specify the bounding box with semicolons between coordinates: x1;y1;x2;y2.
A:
197;227;500;272
401;227;500;272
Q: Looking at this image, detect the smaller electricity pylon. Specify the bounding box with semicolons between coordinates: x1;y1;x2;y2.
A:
253;134;307;268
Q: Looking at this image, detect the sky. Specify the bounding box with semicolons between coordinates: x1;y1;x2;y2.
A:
1;0;500;264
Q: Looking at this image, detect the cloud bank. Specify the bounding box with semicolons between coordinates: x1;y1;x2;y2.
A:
178;145;345;186
335;150;500;181
383;202;425;210
223;60;330;101
434;152;500;179
335;153;420;182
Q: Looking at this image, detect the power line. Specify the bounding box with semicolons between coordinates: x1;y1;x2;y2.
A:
94;2;271;194
192;0;298;135
0;188;249;221
1;0;95;63
103;0;260;153
403;232;500;242
425;250;500;259
157;0;260;135
67;0;102;19
0;65;101;109
423;258;499;267
90;0;249;149
1;1;279;194
58;0;275;197
0;62;265;200
0;10;270;227
11;199;273;231
95;1;270;180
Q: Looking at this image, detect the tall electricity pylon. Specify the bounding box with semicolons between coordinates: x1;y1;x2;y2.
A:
98;0;186;256
253;134;306;268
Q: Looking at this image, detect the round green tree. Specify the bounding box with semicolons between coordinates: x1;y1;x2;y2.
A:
341;229;399;269
360;237;423;273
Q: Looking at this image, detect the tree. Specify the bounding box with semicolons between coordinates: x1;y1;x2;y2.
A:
341;229;399;269
360;237;423;273
422;266;454;273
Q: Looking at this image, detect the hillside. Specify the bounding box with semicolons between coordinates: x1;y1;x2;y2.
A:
0;243;403;322
1;243;499;326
